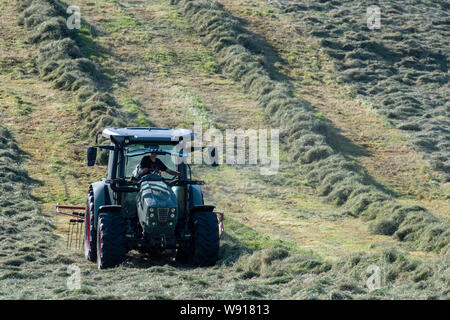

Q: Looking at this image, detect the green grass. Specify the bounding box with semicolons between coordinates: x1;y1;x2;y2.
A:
169;0;449;255
120;95;150;126
71;26;97;59
224;217;300;252
1;0;448;300
12;96;35;116
104;15;142;33
142;46;219;76
266;0;450;182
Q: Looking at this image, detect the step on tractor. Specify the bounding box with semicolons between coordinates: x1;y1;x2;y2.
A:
84;127;223;269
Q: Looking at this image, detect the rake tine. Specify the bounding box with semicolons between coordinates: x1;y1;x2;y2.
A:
70;221;74;249
73;220;77;250
77;221;80;250
69;220;75;249
66;221;70;249
80;220;85;251
77;220;81;250
76;220;79;250
69;221;72;249
81;221;84;250
74;220;77;250
77;219;83;250
67;221;72;249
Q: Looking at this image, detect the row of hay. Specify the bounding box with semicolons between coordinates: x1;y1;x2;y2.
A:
0;127;446;299
0;125;57;279
229;244;449;299
16;0;132;139
267;0;450;182
168;0;449;254
0;125;86;298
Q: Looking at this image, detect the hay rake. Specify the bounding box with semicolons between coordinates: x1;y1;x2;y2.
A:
56;204;85;250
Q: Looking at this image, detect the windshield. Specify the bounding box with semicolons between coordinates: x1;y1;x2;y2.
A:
124;143;178;179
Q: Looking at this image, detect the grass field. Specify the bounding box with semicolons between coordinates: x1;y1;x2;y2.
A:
264;0;450;182
0;0;448;299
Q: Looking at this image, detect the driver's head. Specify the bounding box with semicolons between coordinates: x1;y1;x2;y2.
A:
150;152;157;160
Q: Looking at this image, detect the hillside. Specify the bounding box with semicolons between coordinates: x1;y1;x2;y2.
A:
0;0;448;299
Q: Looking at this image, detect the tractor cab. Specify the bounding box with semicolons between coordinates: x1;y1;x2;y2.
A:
84;127;222;269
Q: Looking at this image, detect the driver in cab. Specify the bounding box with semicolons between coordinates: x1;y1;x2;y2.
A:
131;152;180;182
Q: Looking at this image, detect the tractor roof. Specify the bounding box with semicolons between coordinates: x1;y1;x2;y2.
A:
102;127;194;143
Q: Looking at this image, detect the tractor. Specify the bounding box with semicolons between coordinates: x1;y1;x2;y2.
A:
84;127;222;269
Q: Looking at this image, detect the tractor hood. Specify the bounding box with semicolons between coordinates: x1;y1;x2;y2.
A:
138;181;177;208
136;181;179;236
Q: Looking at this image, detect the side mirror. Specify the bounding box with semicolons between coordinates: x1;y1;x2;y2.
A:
87;147;97;166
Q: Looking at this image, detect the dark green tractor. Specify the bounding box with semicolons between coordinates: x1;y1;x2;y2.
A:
84;127;222;269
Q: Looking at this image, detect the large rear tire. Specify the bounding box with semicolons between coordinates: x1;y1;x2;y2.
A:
84;189;96;262
96;211;127;269
192;211;220;267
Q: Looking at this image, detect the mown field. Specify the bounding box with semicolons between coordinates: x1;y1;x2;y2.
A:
0;0;448;299
265;0;450;182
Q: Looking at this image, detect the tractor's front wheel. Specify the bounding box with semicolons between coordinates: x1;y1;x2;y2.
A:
96;211;127;269
84;190;96;262
192;211;220;267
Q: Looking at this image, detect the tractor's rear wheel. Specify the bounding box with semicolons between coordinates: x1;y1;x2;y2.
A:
84;189;96;262
192;211;220;267
96;211;127;269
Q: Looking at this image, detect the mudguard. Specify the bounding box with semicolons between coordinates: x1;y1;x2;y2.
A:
91;180;112;229
190;205;215;214
190;185;204;207
98;205;122;215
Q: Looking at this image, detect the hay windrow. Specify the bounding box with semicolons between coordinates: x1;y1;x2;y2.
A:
0;125;58;274
169;0;449;253
1;0;449;300
232;245;449;299
265;0;450;182
16;0;138;139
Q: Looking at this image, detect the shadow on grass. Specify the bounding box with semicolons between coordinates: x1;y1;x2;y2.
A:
120;230;253;270
225;12;401;198
71;15;157;128
232;15;292;83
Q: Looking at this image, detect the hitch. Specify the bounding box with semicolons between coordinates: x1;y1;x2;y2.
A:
56;204;85;220
55;204;85;250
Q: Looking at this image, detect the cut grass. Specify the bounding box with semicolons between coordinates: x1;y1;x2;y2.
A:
91;0;411;259
17;0;137;139
168;0;449;254
265;0;450;182
1;0;448;300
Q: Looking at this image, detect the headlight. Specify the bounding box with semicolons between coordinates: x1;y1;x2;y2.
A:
170;208;176;213
170;213;176;218
149;213;154;218
149;208;155;213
